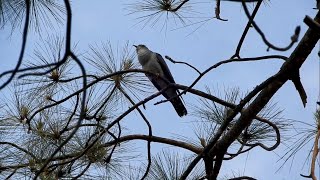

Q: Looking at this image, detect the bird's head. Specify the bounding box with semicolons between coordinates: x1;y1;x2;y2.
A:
133;44;149;55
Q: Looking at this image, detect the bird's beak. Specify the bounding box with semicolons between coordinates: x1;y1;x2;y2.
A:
133;45;137;48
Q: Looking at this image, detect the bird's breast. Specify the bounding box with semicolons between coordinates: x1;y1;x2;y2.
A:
145;59;164;77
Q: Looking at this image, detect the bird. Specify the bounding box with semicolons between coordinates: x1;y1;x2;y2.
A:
134;44;187;117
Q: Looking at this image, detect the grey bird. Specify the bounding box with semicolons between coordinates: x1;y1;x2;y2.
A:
134;44;187;117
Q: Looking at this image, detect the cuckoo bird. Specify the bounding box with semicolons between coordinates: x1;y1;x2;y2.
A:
134;44;187;117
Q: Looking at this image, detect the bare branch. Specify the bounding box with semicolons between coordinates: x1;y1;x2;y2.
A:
104;134;202;154
165;55;201;75
241;0;300;52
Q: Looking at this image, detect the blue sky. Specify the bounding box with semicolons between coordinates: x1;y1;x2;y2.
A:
0;0;319;179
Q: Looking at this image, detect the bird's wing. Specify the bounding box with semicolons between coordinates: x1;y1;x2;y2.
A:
147;74;163;92
156;53;175;83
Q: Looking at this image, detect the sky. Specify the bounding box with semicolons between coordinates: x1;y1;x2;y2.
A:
0;0;319;179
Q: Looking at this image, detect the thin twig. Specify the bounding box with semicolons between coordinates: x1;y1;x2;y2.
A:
232;0;263;58
171;0;189;12
71;163;91;180
165;55;201;74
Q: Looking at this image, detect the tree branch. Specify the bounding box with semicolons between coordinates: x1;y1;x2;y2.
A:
0;0;30;90
208;10;320;177
181;10;320;179
103;134;202;154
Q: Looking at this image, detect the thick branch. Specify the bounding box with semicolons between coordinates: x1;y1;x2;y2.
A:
208;11;320;177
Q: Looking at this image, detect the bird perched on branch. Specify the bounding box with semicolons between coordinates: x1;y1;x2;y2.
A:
134;44;187;117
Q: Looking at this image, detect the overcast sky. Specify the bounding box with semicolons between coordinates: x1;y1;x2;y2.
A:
0;0;319;179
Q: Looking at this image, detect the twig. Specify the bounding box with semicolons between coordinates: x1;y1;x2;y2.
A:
165;55;201;74
104;122;121;165
93;85;117;119
171;0;189;12
231;0;262;58
59;94;80;135
71;163;91;180
215;0;228;21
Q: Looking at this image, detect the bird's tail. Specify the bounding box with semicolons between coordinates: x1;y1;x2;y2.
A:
171;97;187;117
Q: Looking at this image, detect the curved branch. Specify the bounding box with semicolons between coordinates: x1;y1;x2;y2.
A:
165;55;201;75
233;117;281;153
241;0;300;52
229;176;257;180
250;117;281;151
0;0;30;90
103;134;202;154
0;141;37;160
